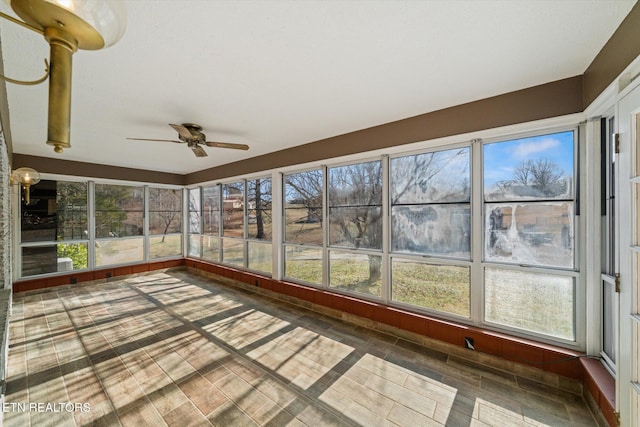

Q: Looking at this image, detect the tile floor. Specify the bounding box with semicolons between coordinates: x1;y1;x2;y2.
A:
3;271;600;426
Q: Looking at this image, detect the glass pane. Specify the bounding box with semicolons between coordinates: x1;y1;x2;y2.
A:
202;236;220;262
285;245;322;285
636;321;640;382
391;147;470;204
203;185;220;235
95;184;144;238
248;209;272;241
95;238;144;266
329;161;382;206
329;251;382;297
391;204;470;258
392;259;470;317
222;238;244;267
248;241;272;274
148;188;182;235
329;207;382;249
484;131;574;201
21;180;88;242
484;268;574;340
248;178;272;241
21;243;88;277
484;202;574;268
637;184;640;245
149;234;182;259
223;182;244;238
189;212;201;234
285;170;323;245
188;234;201;258
603;278;616;363
188;188;201;233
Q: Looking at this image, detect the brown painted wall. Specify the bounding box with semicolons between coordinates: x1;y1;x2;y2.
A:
12;154;184;185
186;76;583;184
583;2;640;108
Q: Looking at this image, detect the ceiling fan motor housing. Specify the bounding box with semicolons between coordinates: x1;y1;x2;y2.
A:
179;123;206;145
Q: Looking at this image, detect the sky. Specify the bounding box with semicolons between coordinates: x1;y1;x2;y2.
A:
483;130;575;189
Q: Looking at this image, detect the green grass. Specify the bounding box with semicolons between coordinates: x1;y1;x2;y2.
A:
391;261;470;316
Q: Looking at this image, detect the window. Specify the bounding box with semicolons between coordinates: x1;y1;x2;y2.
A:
95;184;144;266
284;169;323;284
19;180;186;277
390;147;471;317
20;180;88;276
328;161;382;297
483;130;577;340
188;187;201;258
601;116;617;370
247;177;272;273
148;187;183;259
202;185;221;263
222;181;244;267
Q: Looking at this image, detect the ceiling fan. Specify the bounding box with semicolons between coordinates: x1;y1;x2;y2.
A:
127;123;249;157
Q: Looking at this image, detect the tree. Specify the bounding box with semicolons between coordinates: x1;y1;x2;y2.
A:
329;161;383;282
248;178;272;240
512;158;564;197
94;185;130;238
149;188;181;242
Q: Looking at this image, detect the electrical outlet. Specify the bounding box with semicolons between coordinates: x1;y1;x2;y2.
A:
464;337;475;350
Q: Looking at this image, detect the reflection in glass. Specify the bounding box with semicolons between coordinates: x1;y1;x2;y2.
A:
391;205;470;258
329;251;382;297
95;184;144;238
203;185;220;235
484;202;574;268
285;245;322;285
202;236;220;262
248;241;272;274
222;238;244;267
21;243;88;277
391;148;470;204
484;268;574;340
223;182;244;238
149;234;182;259
21;180;88;243
188;234;201;258
328;161;382;250
391;259;469;317
285;170;323;245
95;237;144;266
188;188;201;234
329;207;382;249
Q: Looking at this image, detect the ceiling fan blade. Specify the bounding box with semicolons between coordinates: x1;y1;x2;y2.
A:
205;141;250;150
192;145;208;157
170;123;194;140
127;138;183;143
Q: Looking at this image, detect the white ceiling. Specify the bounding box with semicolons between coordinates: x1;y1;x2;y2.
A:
1;0;637;175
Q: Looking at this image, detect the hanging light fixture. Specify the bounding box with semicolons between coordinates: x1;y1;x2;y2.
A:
0;0;127;153
11;167;41;204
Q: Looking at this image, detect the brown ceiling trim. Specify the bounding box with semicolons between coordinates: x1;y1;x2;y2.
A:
12;154;184;185
186;75;583;184
583;2;640;108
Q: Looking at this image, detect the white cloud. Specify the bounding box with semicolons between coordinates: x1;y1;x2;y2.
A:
509;138;559;158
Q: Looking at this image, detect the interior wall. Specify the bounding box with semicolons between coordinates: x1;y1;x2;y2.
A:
0;130;11;290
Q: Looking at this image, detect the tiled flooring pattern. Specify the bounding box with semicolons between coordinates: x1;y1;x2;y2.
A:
4;271;599;426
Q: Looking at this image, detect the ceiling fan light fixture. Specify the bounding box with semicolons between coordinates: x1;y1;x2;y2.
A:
2;0;126;153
